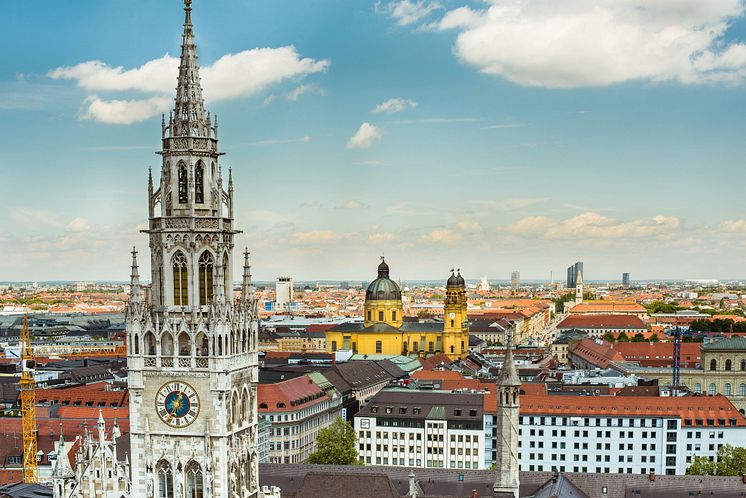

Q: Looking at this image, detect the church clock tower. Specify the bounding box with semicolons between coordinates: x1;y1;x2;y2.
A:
126;2;268;497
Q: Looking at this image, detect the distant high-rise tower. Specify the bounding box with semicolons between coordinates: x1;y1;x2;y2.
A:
566;261;583;288
622;272;630;288
275;276;293;312
510;270;520;291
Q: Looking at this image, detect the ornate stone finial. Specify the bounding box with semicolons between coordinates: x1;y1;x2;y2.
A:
184;0;192;11
242;248;253;303
130;247;144;303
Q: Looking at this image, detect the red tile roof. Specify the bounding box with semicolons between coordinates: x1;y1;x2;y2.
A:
411;370;465;381
569;339;625;368
418;353;454;371
571;302;646;313
558;314;646;330
614;342;701;367
518;393;746;426
258;375;327;413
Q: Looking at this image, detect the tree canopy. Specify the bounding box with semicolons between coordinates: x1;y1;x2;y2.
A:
690;318;746;333
687;445;746;476
308;417;360;465
644;301;682;314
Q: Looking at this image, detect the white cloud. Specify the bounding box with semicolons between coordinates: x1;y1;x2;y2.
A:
285;83;324;101
369;232;395;242
79;95;171;125
371;97;417;113
347;122;382;149
48;56;178;93
504;212;681;240
49;46;330;123
421;228;462;243
66;217;94;232
427;0;746;88
292;230;341;244
720;220;746;233
456;220;481;232
339;200;367;210
378;0;443;26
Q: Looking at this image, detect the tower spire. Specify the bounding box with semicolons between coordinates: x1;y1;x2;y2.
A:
242;249;253;303
172;0;207;138
130;247;143;303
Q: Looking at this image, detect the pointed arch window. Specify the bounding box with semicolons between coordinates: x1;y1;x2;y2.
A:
199;252;214;306
172;252;189;306
195;162;204;204
178;163;188;204
157;461;174;498
186;461;204;498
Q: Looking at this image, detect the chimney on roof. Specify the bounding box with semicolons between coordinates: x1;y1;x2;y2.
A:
649;470;655;481
471;490;478;498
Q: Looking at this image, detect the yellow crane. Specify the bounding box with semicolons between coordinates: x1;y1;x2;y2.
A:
19;315;38;483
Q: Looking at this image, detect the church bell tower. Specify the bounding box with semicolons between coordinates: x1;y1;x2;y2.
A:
126;2;263;497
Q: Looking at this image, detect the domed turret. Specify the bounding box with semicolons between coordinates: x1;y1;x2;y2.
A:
447;269;460;287
364;257;403;328
456;270;465;286
366;257;401;301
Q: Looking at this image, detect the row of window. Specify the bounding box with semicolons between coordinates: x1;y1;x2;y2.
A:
708;358;746;372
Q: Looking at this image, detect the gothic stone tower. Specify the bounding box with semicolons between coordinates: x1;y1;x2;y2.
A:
493;330;520;498
127;2;260;497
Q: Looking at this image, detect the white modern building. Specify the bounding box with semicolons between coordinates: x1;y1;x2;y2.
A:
275;276;294;313
484;392;746;475
354;389;486;469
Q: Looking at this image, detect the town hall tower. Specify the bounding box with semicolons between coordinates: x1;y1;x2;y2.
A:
126;2;269;497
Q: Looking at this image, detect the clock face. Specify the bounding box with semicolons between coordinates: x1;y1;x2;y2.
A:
155;381;200;428
449;312;456;319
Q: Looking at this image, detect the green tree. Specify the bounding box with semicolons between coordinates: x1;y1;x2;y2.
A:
687;445;746;476
308;417;360;465
617;332;629;342
631;333;645;342
602;332;616;342
649;333;659;342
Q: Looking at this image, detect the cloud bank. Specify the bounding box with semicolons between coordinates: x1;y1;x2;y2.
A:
420;0;746;88
49;46;330;124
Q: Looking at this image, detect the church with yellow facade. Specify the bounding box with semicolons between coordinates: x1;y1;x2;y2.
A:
325;258;470;360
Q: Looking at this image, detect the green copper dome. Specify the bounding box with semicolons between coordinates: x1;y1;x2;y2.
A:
366;258;401;301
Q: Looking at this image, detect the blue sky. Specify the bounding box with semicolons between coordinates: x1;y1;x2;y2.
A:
2;0;746;282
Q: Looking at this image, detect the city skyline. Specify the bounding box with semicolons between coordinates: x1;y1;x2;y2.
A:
3;0;746;281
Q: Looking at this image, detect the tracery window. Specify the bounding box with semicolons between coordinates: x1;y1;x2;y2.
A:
199;252;214;306
178;163;188;204
186;461;204;498
157;461;174;498
172;252;189;306
195;162;204;204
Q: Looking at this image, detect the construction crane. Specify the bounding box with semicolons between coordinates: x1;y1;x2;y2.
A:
672;326;682;396
19;315;38;483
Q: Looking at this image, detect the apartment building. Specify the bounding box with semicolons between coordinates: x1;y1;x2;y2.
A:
258;374;343;464
354;389;485;469
484;392;746;475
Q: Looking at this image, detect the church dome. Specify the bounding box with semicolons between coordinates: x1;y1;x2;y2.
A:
366;258;401;301
456;271;465;285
